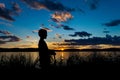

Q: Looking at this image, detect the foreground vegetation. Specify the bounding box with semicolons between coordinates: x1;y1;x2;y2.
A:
0;52;120;73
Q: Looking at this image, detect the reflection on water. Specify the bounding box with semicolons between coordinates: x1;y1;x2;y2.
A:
0;51;120;63
0;52;39;62
0;51;120;61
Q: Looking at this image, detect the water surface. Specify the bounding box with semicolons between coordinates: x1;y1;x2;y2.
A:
0;51;120;63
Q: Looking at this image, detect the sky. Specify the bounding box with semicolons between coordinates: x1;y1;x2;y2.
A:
0;0;120;50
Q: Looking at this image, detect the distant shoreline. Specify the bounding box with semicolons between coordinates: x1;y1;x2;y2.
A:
0;48;120;52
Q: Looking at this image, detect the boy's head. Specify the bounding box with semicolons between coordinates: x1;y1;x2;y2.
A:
38;29;47;39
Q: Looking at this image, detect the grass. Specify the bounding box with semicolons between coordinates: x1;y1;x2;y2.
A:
0;53;36;71
0;51;120;73
66;52;120;65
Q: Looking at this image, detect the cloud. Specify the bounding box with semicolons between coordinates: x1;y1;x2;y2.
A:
50;24;61;28
0;30;12;35
51;11;73;23
50;24;74;30
42;0;75;12
32;24;52;33
41;0;65;11
21;0;74;12
8;36;21;42
77;8;85;14
0;35;21;41
85;0;100;10
55;33;62;39
103;31;110;34
64;35;120;45
40;24;52;32
0;30;22;44
0;30;21;44
40;27;52;32
0;35;21;44
32;30;39;33
0;7;15;21
0;2;22;21
26;36;31;38
0;41;6;44
21;0;47;10
90;3;97;10
103;19;120;27
11;2;22;13
61;25;74;30
0;3;5;8
0;22;13;27
69;31;92;37
32;28;52;33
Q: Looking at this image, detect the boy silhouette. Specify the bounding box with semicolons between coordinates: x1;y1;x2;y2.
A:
38;29;50;69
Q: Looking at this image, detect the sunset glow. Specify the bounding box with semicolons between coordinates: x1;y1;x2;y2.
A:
0;0;120;49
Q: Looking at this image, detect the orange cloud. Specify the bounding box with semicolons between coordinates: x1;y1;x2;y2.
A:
51;11;73;22
0;3;5;8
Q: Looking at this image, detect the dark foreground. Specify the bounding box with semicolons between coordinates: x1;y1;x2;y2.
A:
1;64;120;73
0;51;120;78
0;64;120;80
